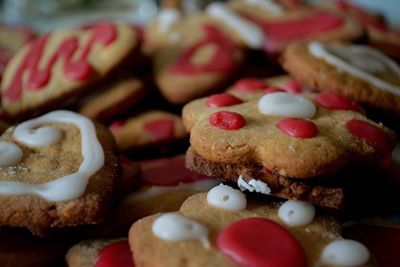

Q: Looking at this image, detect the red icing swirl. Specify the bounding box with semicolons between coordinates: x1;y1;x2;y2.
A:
234;78;268;92
209;111;245;130
216;218;307;267
277;118;318;138
142;118;175;143
3;23;117;102
315;92;361;112
94;240;134;267
206;93;243;107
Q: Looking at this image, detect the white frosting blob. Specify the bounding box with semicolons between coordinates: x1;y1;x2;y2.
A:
207;184;247;211
308;42;400;96
320;239;370;266
244;0;284;15
157;9;181;34
258;92;316;119
0;110;104;202
278;200;316;227
0;141;23;167
152;213;210;248
206;2;265;49
13;125;62;147
237;176;271;194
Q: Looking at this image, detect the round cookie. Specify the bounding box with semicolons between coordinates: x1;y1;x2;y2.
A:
0;110;119;236
1;22;140;119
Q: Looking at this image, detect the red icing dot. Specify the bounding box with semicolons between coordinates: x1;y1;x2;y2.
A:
206;93;243;108
209;111;245;130
316;92;361;112
234;78;267;92
263;87;286;94
141;157;211;186
277;118;318;138
94;240;134;267
346;119;395;166
282;79;303;93
216;218;307;267
142;118;175;143
109;120;126;129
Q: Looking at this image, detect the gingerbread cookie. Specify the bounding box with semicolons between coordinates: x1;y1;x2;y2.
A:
130;184;374;266
1;22;140;119
0;110;118;235
282;41;400;116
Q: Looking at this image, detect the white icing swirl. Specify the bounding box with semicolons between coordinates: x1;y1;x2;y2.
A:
207;184;247;211
0;141;23;167
244;0;284;15
206;2;265;49
278;200;315;227
258;92;316;118
0;110;104;202
13;125;62;147
308;42;400;96
152;213;210;248
157;9;181;34
320;239;370;266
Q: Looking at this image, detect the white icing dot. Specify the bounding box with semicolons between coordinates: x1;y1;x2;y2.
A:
13;126;62;147
207;184;247;211
0;141;23;167
258;92;316;119
237;176;271;194
278;200;315;227
152;213;210;248
320;239;370;266
157;9;181;34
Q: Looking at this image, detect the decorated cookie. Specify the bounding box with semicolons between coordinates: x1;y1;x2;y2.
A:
130;185;375;266
0;110;119;235
109;110;187;153
1;22;140;119
66;238;134;267
78;78;146;123
281;41;400;116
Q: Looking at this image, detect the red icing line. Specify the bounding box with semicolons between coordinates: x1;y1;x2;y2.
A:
94;240;134;267
141;157;211;186
216;218;307;267
315;92;361;112
209;111;245;130
3;23;117;102
142;118;175;143
109;120;126;129
234;78;267;92
170;24;241;75
277;118;318;138
206;93;243;107
346;119;395;166
263;87;286;94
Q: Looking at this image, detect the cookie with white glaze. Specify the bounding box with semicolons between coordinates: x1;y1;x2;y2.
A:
0;110;118;236
129;185;375;267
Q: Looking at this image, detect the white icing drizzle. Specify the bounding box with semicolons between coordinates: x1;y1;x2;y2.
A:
308;42;400;96
206;2;265;49
320;239;370;266
0;110;104;202
278;200;315;227
152;213;210;248
207;184;247;211
237;176;271;194
258;92;316;119
0;141;23;167
244;0;284;15
14;124;62;147
157;9;181;34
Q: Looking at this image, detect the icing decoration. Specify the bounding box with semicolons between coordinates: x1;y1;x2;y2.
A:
0;141;23;167
320;239;370;266
346;119;394;166
152;213;210;248
282;79;302;93
4;23;117;102
157;9;181;34
308;42;400;96
258;92;316;119
315;92;361;112
207;184;247;211
237;176;271;194
209;111;245;130
206;93;243;108
206;3;265;49
277;118;318;139
142;118;175;143
278;200;315;227
263;87;285;94
233;78;268;92
14;125;62;147
244;0;284;15
94;240;134;267
170;24;240;75
217;218;307;267
0;110;104;201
